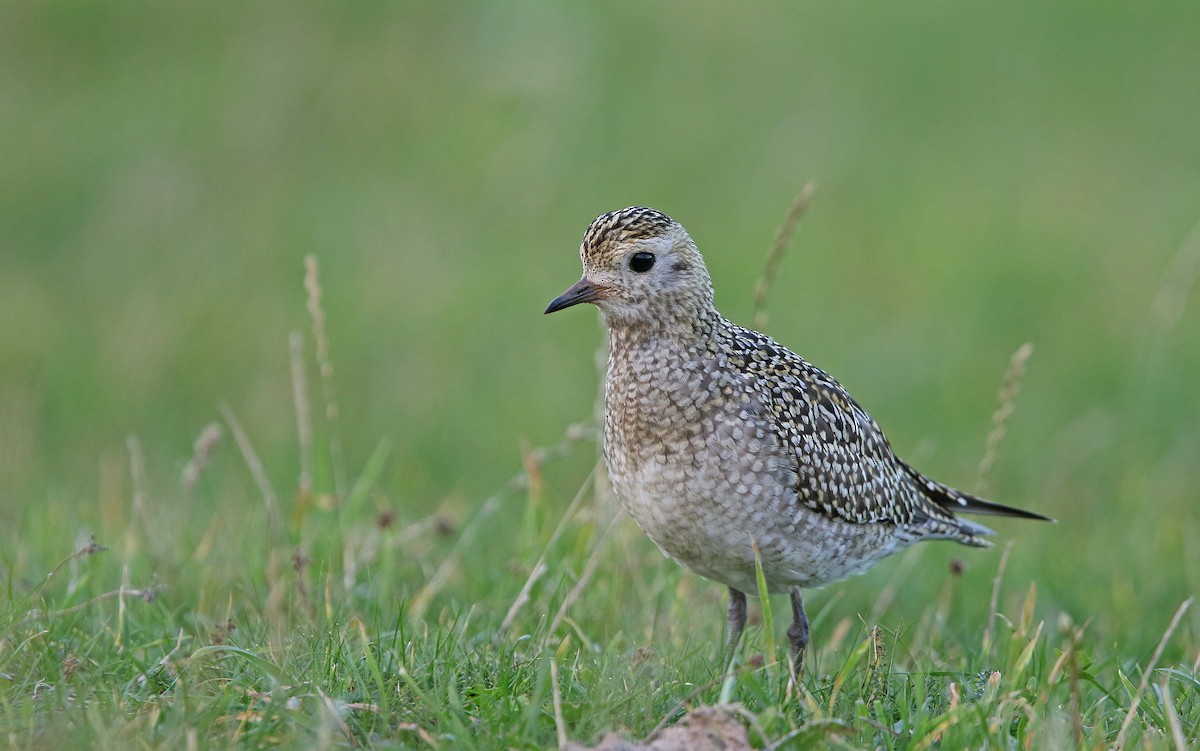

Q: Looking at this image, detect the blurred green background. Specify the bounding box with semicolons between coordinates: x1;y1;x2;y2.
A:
2;2;1198;649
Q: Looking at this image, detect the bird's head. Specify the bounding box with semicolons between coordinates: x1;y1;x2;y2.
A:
544;207;715;329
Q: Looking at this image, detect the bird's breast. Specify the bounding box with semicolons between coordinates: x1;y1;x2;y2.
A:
603;351;797;560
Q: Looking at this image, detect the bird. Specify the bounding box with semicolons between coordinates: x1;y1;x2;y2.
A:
544;206;1051;675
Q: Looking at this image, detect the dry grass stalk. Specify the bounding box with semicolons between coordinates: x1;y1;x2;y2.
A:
1071;650;1086;747
126;434;149;524
218;402;280;534
550;659;568;750
1159;675;1188;751
500;468;595;634
410;492;497;620
116;564;131;647
975;342;1034;494
181;422;222;493
752;181;818;331
548;512;620;636
38;536;106;599
982;540;1013;659
288;330;313;496
304;255;346;500
53;585;157;616
410;424;590;619
1114;597;1193;749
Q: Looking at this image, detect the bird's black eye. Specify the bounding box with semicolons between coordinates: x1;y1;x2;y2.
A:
628;252;656;273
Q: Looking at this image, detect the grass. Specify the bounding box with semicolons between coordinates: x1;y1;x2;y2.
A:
1;449;1197;750
3;2;1200;748
3;203;1198;749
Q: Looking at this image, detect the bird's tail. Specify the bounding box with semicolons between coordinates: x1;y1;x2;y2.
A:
902;462;1054;546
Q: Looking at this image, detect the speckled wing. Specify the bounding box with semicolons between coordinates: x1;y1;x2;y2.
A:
726;325;949;531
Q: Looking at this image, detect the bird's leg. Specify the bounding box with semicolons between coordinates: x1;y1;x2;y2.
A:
787;587;810;677
722;587;747;673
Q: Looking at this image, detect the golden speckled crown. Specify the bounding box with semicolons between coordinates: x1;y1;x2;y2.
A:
581;206;677;263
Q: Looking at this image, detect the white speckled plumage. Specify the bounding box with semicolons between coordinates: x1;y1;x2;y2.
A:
546;206;1049;671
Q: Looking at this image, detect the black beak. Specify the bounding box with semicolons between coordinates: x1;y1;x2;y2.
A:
545;277;602;314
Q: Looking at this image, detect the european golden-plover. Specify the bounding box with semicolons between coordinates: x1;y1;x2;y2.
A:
545;206;1051;673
